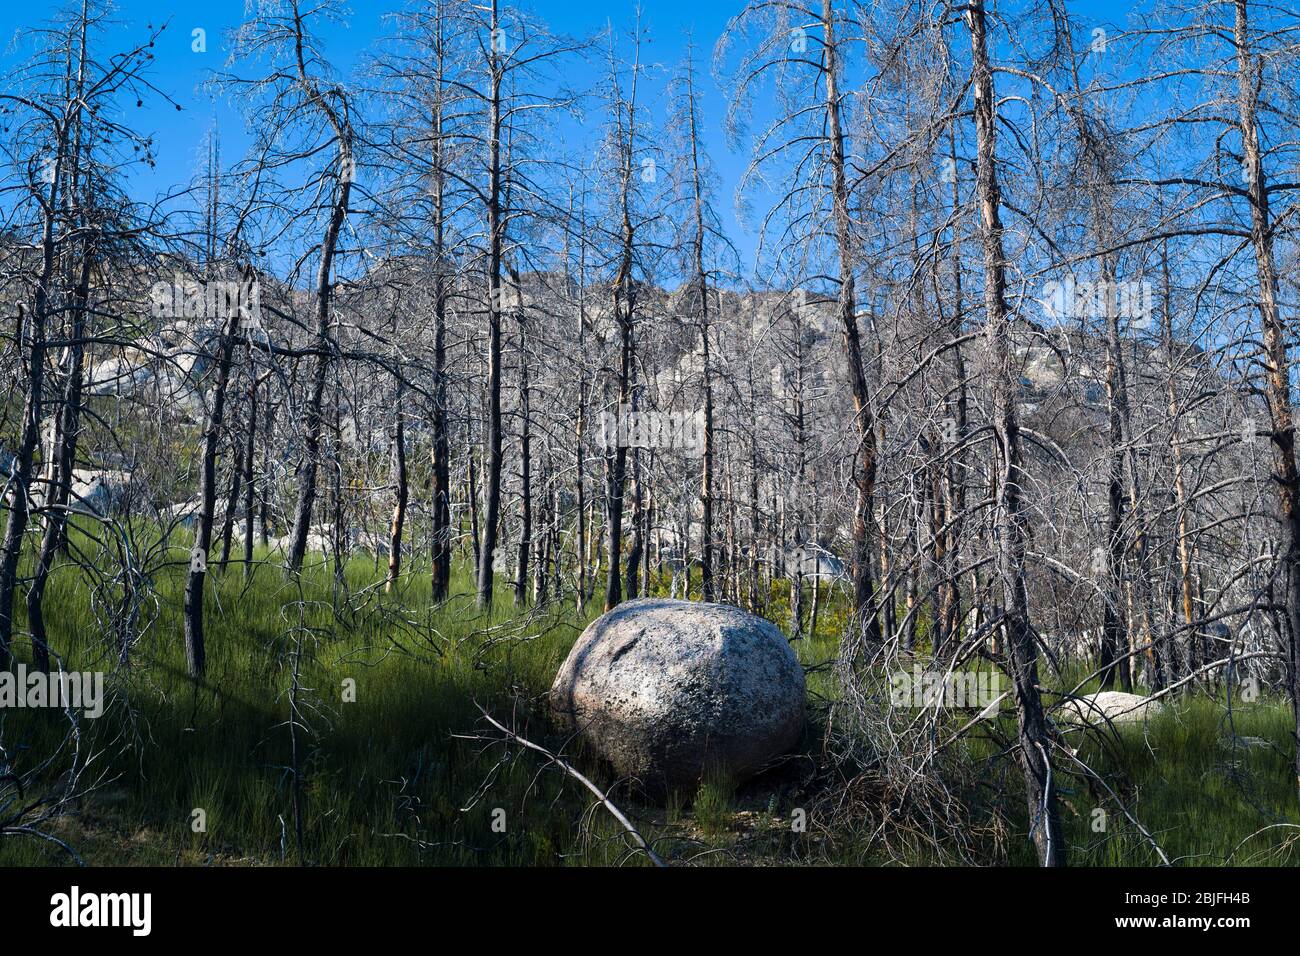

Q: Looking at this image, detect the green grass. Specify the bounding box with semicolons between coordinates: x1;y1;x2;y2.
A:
1059;698;1299;866
0;530;1296;866
0;534;627;866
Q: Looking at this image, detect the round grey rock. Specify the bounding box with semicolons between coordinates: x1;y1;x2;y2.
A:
550;598;806;789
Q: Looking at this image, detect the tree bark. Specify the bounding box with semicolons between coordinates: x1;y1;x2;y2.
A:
1233;0;1300;805
286;10;354;574
966;0;1064;866
476;0;505;608
386;386;408;594
183;277;244;678
821;0;880;638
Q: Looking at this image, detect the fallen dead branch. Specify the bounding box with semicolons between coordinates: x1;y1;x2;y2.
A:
471;705;667;868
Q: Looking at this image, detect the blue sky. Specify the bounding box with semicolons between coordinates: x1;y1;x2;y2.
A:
0;0;753;266
0;0;1131;280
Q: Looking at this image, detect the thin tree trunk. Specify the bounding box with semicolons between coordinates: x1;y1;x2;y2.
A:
1161;241;1193;686
604;266;634;612
428;13;452;604
476;0;506;608
966;0;1063;866
386;387;407;594
28;243;92;671
218;437;244;573
1234;0;1300;805
515;297;532;606
624;448;643;601
183;277;244;678
243;370;259;578
286;27;353;574
821;0;879;638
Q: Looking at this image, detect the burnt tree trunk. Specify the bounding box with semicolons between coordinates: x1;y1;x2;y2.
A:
286;30;354;574
1234;0;1300;805
966;0;1064;866
821;0;880;638
476;2;505;608
183;278;244;678
386;385;408;594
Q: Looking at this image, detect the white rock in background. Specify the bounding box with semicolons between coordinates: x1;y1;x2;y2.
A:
62;470;134;516
1059;690;1162;727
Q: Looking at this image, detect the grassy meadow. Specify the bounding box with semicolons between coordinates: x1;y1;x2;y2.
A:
0;526;1297;867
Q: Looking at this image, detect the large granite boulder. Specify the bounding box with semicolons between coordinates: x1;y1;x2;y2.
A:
550;598;805;789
